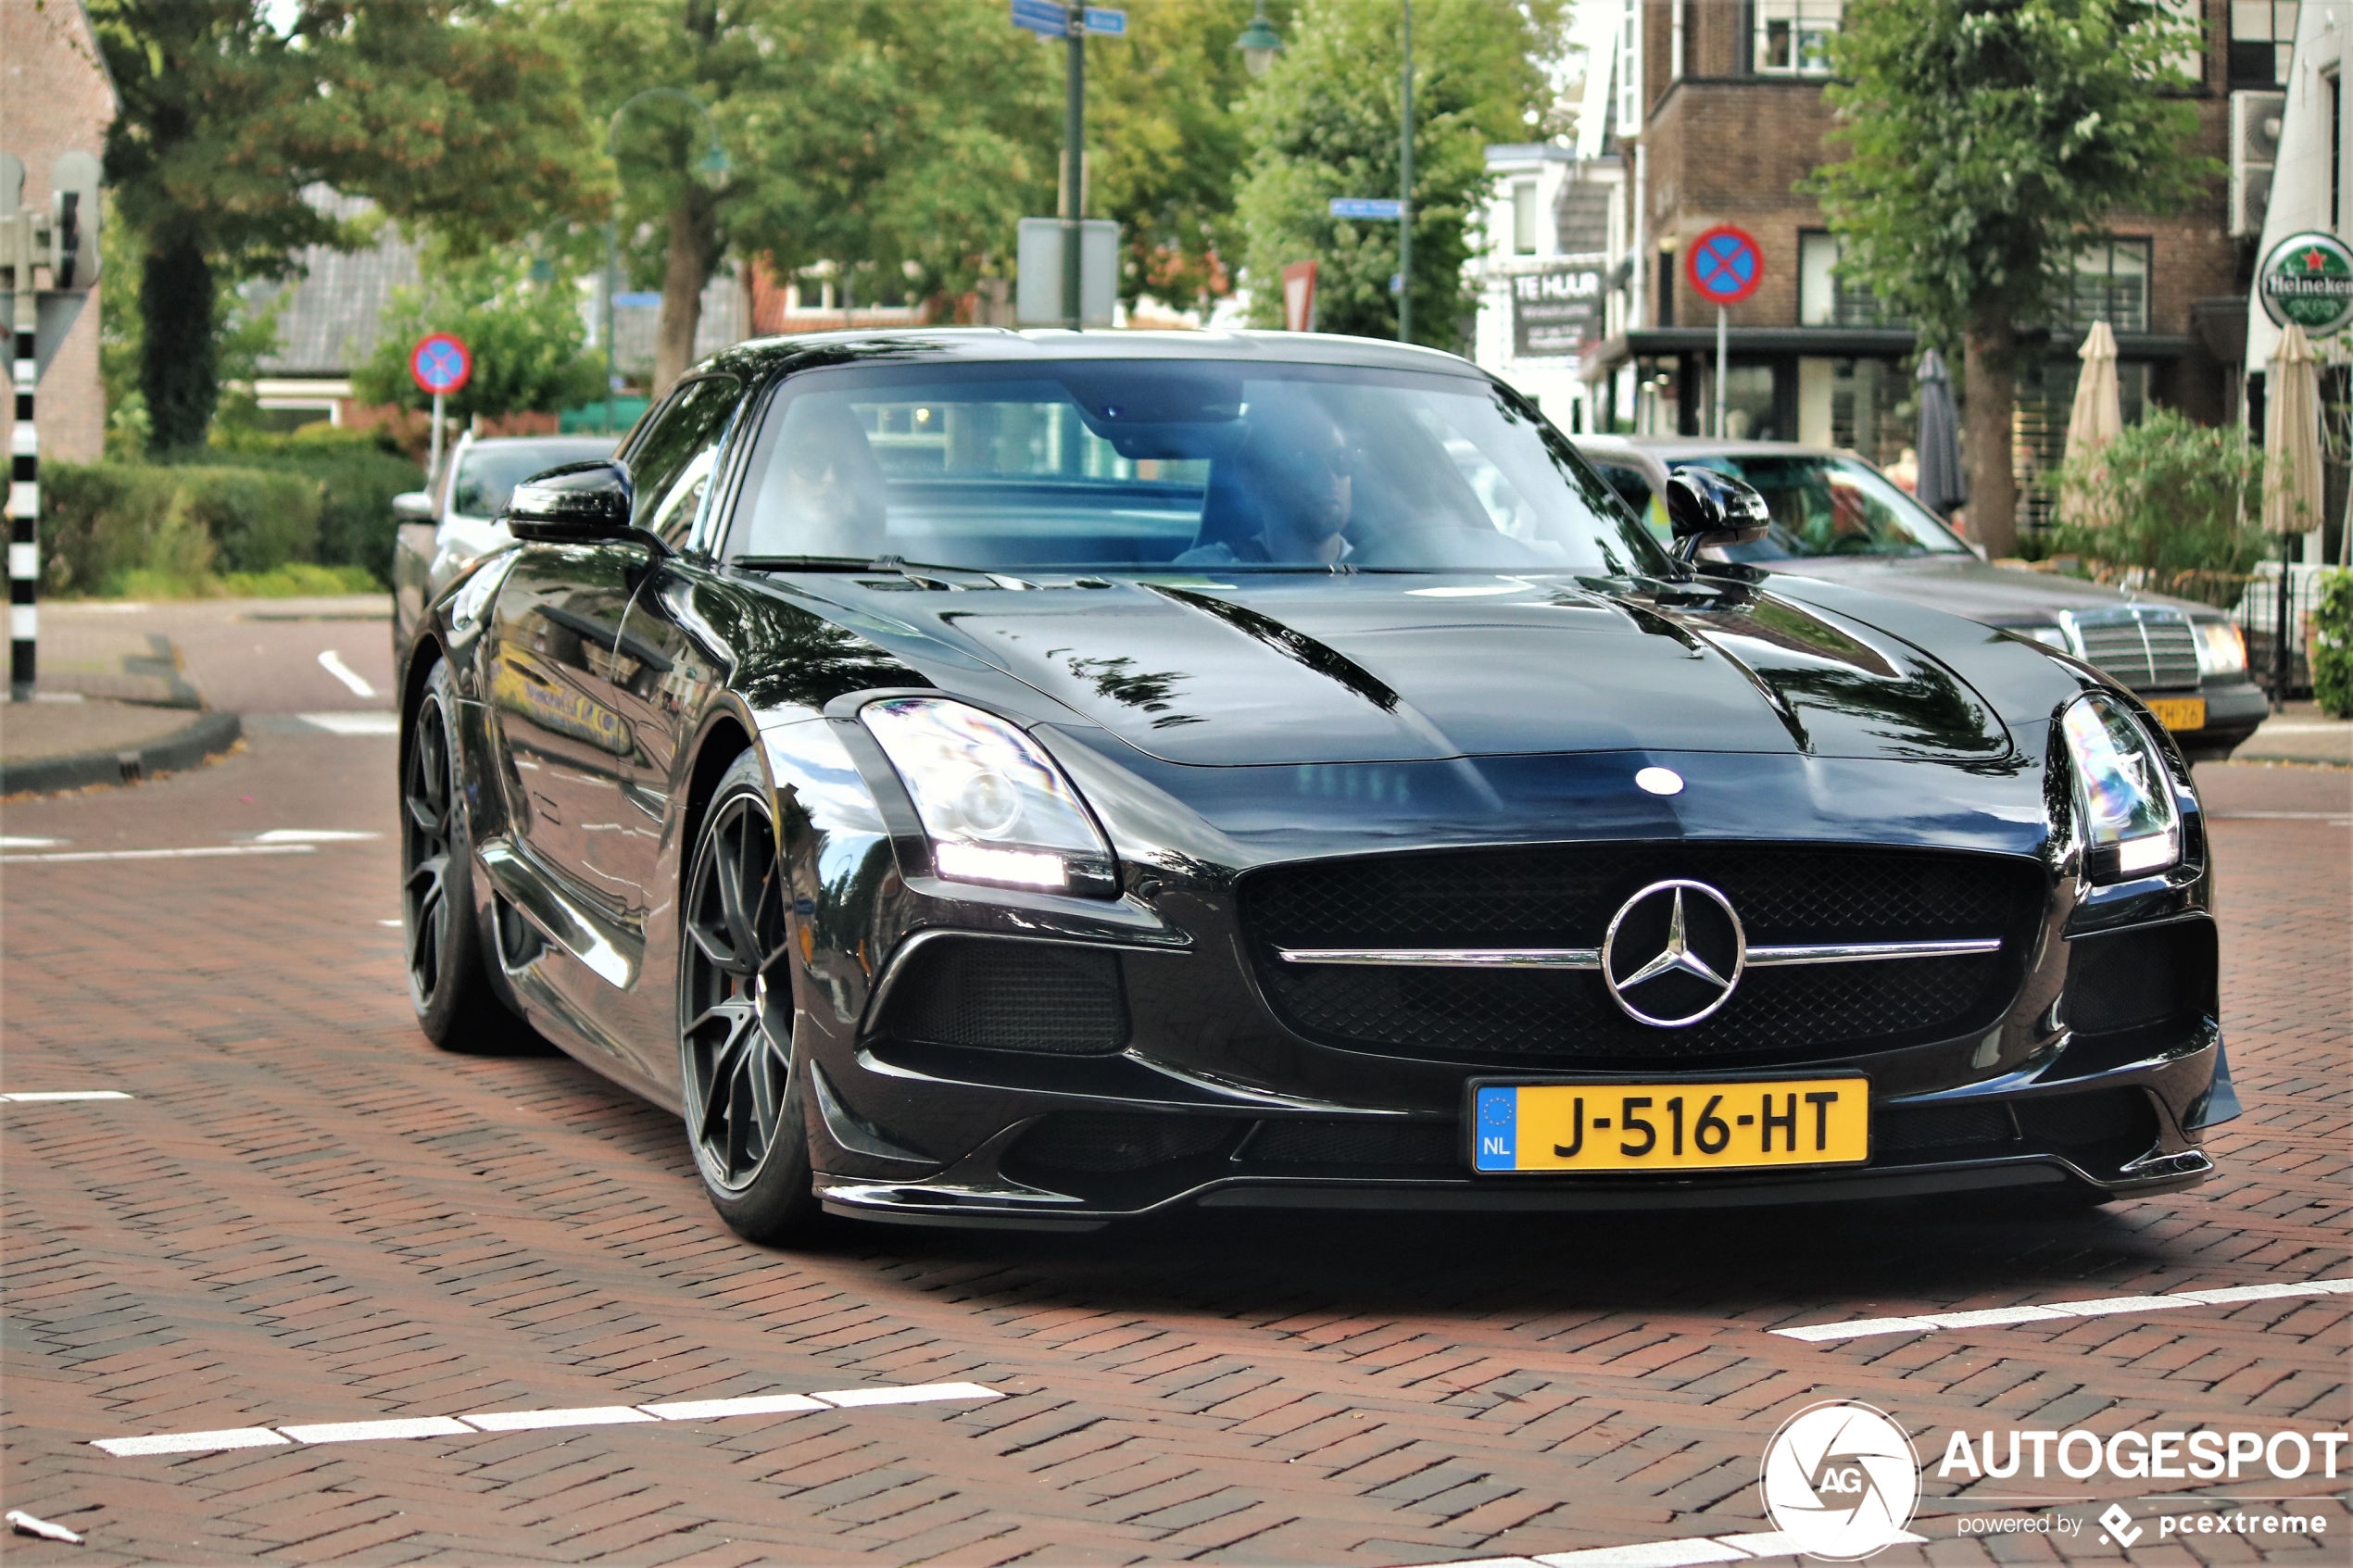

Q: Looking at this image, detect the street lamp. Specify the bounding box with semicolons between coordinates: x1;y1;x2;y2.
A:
605;88;731;434
1234;0;1283;77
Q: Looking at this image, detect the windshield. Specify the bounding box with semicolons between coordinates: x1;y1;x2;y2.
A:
449;439;617;520
1679;453;1969;560
724;360;1662;575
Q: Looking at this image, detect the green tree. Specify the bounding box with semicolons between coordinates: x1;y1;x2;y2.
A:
92;0;603;452
1087;0;1286;313
350;244;606;423
1804;0;2213;558
542;0;1053;397
1233;0;1563;349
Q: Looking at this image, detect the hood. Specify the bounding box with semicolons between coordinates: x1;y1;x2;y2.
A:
1760;555;2215;625
782;572;2013;768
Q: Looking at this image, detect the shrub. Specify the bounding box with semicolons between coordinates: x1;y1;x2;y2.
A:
2052;409;2269;579
177;430;424;584
2315;569;2353;719
39;461;322;596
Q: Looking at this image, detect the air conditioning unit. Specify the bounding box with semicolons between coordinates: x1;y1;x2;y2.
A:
2231;90;2286;238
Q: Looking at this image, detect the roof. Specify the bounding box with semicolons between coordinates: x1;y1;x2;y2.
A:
251;189;421;378
696;327;1487;382
1573;435;1849;460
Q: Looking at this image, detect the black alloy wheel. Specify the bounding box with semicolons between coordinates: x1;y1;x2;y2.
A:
402;659;510;1049
679;751;821;1243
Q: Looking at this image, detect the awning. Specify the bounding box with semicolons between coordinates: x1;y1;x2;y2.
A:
1578;326;2194;383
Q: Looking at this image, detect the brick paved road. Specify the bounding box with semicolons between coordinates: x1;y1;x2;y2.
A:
2;695;2345;1565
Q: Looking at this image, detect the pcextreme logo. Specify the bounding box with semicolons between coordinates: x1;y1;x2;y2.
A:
1758;1401;1921;1561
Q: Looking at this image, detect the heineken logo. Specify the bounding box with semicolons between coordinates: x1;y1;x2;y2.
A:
2259;231;2353;335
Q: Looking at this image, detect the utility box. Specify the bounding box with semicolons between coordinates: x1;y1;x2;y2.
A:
1016;218;1119;327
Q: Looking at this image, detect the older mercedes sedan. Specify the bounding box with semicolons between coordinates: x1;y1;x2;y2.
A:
396;329;2235;1245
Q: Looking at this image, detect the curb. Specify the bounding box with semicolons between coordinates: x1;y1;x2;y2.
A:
1;710;243;797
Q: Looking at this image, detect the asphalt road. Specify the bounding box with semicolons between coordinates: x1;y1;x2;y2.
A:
0;608;2346;1566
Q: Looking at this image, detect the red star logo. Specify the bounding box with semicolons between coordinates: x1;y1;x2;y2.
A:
2303;246;2331;272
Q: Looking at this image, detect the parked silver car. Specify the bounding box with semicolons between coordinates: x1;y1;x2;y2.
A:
1573;435;2268;762
390;433;617;655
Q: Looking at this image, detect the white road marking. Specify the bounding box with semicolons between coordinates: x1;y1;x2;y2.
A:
1;1091;132;1103
0;835;64;847
317;648;376;697
252;829;381;843
1774;1277;2353;1342
92;1427;288;1458
637;1393;828;1421
278;1416;474;1444
299;710;400;735
378;919;403;927
1394;1528;1928;1568
91;1381;1004;1458
1;844;316;864
459;1405;656;1433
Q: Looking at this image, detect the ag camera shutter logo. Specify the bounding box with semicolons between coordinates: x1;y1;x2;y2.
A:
1759;1401;1921;1560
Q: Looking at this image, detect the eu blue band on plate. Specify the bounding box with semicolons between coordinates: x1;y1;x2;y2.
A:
1474;1085;1516;1171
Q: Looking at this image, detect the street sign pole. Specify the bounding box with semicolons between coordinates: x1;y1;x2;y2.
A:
1716;307;1728;438
429;392;446;490
1397;0;1413;344
1064;5;1085;331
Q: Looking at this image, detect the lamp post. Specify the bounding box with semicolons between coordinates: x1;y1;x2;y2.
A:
1234;0;1282;77
605;89;731;434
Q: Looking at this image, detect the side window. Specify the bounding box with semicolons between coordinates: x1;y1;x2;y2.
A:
626;376;745;546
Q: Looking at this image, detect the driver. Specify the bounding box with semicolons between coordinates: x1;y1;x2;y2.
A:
757;396;887;557
1176;397;1356;565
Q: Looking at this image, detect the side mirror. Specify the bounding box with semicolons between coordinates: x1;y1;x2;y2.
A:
1663;466;1771;562
392;491;435;523
504;460;635;542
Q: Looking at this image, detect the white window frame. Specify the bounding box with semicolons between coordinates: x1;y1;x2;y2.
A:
1754;0;1843;76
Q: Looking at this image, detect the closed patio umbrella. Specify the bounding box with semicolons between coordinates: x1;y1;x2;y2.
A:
1914;349;1968;519
2261;320;2322;701
2067;320;2123;459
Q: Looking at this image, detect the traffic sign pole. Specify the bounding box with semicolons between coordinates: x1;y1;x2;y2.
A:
1064;4;1084;331
429;393;446;491
1683;226;1763;440
1398;0;1413;344
1716;307;1728;439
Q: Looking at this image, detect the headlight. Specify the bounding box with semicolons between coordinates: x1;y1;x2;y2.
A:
2061;692;2182;882
2194;620;2246;677
862;697;1116;896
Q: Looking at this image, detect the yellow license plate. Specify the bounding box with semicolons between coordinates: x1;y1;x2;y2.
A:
2145;696;2207;732
1470;1077;1870;1173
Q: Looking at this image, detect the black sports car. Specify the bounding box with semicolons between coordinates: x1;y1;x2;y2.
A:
395;329;2237;1245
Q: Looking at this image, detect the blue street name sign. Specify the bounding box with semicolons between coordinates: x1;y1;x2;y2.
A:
1330;197;1404;220
1011;0;1067;37
1084;7;1126;33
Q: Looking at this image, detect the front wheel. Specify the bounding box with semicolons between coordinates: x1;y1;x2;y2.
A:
403;659;513;1050
679;751;823;1246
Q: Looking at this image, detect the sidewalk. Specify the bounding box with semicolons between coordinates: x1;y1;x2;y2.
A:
2235;700;2352;767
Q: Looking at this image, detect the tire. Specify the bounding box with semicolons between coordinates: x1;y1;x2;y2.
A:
678;750;824;1246
402;659;515;1051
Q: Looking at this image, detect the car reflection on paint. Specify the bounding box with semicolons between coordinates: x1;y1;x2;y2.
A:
393;328;2235;1247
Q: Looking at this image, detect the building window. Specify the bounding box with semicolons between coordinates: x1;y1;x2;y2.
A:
2059;241;2152;332
1755;0;1842;74
1513;181;1540;256
1617;0;1642;136
2230;1;2296;89
1797;232;1907;326
2332;73;2343;229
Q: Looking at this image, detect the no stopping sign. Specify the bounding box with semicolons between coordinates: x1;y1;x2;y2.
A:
410;333;472;397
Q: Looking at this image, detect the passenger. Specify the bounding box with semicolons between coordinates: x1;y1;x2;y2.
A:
756;396;888;558
1176;397;1356;566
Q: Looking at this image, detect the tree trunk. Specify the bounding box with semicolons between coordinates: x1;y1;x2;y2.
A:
1962;320;2020;558
142;231;217;454
652;197;711;403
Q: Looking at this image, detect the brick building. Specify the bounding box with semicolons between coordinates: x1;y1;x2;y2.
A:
1;0;117;465
1571;0;2270;524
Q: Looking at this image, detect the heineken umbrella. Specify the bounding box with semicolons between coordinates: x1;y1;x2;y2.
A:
2262;320;2322;536
1914;349;1968;519
2066;321;2123;458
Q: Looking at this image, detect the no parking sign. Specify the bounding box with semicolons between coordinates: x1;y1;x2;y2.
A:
1685;226;1764;307
409;332;472;397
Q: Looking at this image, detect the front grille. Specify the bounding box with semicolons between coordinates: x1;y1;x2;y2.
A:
2065;921;2215;1034
1006;1112;1237;1174
875;937;1128;1054
1248;1119;1461;1167
2071;611;2200;691
1243;845;2039;1067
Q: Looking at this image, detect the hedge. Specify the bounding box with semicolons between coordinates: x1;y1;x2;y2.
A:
40;463;321;596
183;432;424;584
2315;570;2353;720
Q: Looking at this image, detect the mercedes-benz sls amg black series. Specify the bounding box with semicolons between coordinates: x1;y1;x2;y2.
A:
394;329;2237;1244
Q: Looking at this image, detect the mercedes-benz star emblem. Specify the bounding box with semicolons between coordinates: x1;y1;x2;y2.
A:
1601;879;1746;1027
